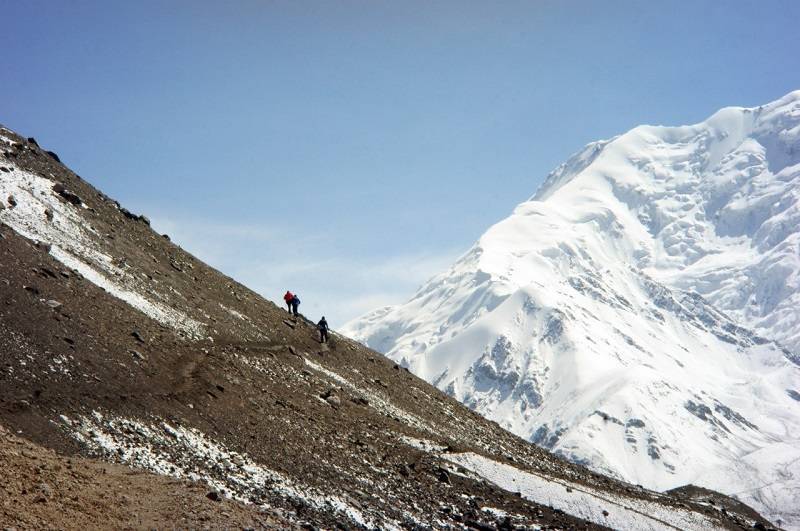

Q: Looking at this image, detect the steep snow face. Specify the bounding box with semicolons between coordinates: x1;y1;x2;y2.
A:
533;93;800;354
344;91;800;529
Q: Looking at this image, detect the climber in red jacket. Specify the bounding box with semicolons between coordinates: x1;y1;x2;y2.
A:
283;290;294;313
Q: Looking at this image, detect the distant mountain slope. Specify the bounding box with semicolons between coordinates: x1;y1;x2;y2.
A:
344;91;800;529
1;126;771;529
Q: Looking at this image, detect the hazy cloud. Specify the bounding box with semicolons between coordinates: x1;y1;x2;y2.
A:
149;213;463;327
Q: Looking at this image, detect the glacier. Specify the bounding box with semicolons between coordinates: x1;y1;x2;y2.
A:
344;90;800;529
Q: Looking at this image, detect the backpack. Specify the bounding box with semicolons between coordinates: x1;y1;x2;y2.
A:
292;296;300;305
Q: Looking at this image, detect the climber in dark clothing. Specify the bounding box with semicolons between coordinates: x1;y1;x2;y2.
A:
317;316;329;343
291;294;300;317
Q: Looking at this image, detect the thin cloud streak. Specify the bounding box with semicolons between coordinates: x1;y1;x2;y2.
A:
149;213;464;327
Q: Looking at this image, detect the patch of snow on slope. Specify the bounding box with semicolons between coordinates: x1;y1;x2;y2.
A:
50;245;204;337
219;303;250;321
61;411;388;529
303;357;442;437
445;452;722;531
0;164;204;338
397;434;448;453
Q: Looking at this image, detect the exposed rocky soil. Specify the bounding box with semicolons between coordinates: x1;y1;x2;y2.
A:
0;423;291;529
0;127;779;530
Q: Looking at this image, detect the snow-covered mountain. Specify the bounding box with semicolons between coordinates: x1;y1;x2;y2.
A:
344;91;800;529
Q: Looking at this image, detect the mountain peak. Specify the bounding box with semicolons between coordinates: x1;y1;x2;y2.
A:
345;91;800;529
532;89;800;204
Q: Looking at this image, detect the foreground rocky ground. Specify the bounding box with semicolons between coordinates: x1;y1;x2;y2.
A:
0;423;291;529
0;126;779;529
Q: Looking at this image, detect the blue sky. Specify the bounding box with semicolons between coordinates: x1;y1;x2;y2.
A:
3;1;799;325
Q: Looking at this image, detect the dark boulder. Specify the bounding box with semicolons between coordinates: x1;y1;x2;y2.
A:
498;516;515;530
52;183;83;206
118;208;150;224
120;207;138;220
